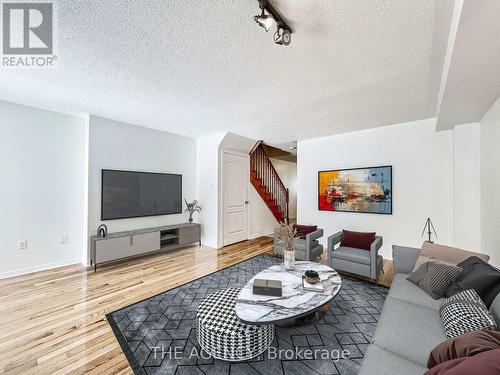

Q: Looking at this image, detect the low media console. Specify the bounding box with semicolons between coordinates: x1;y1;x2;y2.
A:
90;223;201;271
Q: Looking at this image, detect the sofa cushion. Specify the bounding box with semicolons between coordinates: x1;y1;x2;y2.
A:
440;289;497;338
407;260;462;299
427;330;500;368
340;230;375;250
413;254;455;271
392;245;421;273
490;293;500;326
372;296;447;366
424;348;500;375
359;344;426;375
331;246;371;265
445;256;500;307
420;242;490;264
389;273;445;310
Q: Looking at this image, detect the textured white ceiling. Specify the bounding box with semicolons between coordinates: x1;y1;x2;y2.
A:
0;0;440;143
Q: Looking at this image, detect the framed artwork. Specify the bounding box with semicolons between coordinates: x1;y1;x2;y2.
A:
318;166;392;214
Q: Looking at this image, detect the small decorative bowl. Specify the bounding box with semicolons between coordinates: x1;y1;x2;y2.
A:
304;270;320;284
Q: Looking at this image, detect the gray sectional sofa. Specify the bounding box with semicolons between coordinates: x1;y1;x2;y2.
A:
359;245;500;375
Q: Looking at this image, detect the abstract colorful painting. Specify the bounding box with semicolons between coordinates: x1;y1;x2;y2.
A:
318;166;392;214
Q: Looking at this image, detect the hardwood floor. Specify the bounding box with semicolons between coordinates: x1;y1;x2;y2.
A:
0;237;393;375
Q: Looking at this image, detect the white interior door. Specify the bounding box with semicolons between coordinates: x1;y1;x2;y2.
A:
223;151;249;246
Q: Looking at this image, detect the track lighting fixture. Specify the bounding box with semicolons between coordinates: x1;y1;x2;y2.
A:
253;0;292;46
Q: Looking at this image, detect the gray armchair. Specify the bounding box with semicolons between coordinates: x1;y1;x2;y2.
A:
327;231;383;282
274;228;324;261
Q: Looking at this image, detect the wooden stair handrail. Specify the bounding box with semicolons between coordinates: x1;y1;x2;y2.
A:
249;140;264;155
257;143;287;193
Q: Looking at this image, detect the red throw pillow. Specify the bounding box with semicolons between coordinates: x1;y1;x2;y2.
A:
293;225;317;239
428;330;500;368
424;349;500;375
340;230;376;250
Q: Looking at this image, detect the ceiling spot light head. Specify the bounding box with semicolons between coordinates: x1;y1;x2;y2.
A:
274;26;291;46
253;0;292;45
254;9;275;32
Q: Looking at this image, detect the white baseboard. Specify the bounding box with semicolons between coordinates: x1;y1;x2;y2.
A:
249;230;274;239
0;258;82;279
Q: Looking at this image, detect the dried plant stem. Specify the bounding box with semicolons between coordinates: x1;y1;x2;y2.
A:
278;222;297;252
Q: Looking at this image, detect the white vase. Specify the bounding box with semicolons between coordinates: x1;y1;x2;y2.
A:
284;250;295;270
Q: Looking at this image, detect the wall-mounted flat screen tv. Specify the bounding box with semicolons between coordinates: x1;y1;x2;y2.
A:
101;169;182;220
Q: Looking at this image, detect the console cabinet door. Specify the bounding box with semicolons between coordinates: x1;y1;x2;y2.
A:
95;236;135;263
179;225;200;244
131;232;160;253
95;232;160;263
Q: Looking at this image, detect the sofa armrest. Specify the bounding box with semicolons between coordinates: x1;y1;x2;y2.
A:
371;236;383;252
369;236;383;279
327;231;342;251
392;245;420;274
273;228;282;254
326;231;342;268
370;236;382;261
306;228;323;245
305;229;323;260
274;227;280;240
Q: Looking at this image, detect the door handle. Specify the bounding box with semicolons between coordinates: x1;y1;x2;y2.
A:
245;201;249;204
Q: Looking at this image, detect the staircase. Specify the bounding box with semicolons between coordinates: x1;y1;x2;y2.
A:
250;141;289;223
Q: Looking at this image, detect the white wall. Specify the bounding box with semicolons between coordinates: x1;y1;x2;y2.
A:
480;97;500;267
297;119;455;260
220;133;255;154
0;101;87;277
88;116;196;262
453;123;481;250
196;132;226;248
249;185;277;238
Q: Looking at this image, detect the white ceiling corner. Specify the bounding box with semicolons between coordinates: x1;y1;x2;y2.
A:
436;0;500;130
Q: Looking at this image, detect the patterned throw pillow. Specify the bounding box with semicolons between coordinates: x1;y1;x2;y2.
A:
440;289;498;339
407;260;462;299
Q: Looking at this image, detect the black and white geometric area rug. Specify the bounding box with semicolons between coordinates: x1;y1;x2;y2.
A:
106;254;388;375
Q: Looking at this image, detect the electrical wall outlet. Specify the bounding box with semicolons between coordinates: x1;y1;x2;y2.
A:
60;235;68;244
18;240;28;250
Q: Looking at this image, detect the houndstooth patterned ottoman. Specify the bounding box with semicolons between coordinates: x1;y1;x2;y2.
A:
197;288;274;361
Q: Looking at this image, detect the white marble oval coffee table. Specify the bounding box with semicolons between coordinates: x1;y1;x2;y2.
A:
235;261;342;325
